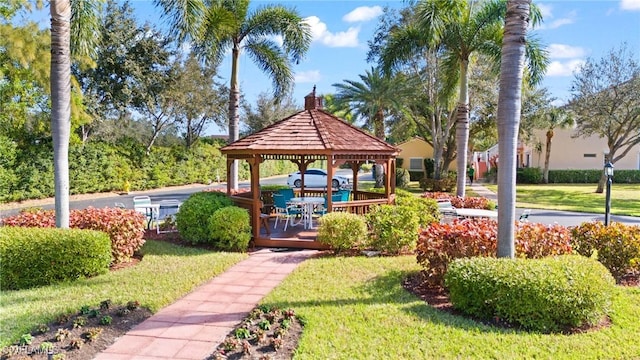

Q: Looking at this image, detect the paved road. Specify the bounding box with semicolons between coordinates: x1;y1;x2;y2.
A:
2;172;638;227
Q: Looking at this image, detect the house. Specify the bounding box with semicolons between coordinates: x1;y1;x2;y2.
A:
396;137;456;174
529;128;640;170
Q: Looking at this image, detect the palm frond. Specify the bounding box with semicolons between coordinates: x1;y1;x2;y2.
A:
524;35;549;86
153;0;205;42
70;0;103;59
244;38;293;100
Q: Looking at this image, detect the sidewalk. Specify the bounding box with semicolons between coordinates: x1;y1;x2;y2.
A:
94;248;317;360
469;182;497;202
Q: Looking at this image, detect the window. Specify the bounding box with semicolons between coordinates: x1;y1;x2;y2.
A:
409;158;423;171
583;153;596;158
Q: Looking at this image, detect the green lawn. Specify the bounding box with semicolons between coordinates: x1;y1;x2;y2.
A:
262;256;640;359
485;184;640;216
0;241;247;346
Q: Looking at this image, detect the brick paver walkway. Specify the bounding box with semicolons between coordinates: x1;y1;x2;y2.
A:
94;248;317;360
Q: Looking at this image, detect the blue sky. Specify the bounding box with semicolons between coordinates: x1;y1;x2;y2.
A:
24;0;640;135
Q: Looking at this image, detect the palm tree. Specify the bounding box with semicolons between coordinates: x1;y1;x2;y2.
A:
542;107;573;183
496;0;532;258
50;0;101;228
332;67;408;187
382;0;547;197
154;0;311;190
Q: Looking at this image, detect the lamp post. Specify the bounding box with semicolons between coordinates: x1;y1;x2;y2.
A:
604;161;614;226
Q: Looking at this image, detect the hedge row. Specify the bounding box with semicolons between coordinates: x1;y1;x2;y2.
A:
0;227;112;290
548;169;640;184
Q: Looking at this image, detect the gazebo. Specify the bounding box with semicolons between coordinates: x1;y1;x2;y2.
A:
221;89;400;249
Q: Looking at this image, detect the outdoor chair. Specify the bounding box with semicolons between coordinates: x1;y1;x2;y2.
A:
114;202;126;209
133;196;155;229
519;209;531;222
272;194;302;230
277;188;295;202
156;199;181;234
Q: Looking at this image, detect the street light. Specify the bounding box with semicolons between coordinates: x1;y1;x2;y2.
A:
604;161;614;226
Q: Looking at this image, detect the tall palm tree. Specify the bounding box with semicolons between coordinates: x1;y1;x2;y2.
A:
496;0;532;258
382;0;547;197
332;67;408;187
542;107;573;183
50;0;101;228
155;0;311;190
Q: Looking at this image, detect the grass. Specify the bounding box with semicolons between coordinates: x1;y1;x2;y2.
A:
0;240;247;346
485;184;640;216
262;256;640;359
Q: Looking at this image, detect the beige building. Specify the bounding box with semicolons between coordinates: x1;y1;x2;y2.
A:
396;137;457;172
529;128;640;170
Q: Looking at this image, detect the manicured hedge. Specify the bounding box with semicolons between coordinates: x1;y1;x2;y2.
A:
208;206;251;252
176;191;233;244
366;204;420;254
445;255;615;333
547;169;640;183
317;212;368;252
517;167;543;184
571;221;640;281
1;207;146;264
0;227;111;290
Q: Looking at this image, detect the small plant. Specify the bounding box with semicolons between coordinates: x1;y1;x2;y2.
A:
258;319;271;330
83;327;103;342
274;326;288;338
271;337;284;351
126;300;140;310
79;305;92;315
55;329;70;342
18;333;33;346
52;354;66;360
280;318;291;330
88;309;101;318
256;329;268;344
55;313;70;325
68;338;83;350
241;340;252;355
249;308;262;320
117;307;131;317
283;309;295;319
99;315;113;325
39;341;55;352
212;350;226;360
258;304;271;313
73;316;87;328
35;323;50;334
234;327;251;340
100;299;112;310
222;337;239;351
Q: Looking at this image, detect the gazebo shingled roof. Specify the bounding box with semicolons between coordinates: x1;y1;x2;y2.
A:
222;93;399;158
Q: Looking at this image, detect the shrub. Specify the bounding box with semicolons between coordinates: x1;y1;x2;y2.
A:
394;190;440;227
177;191;233;244
419;177;456;192
317;212;367;252
422;192;495;210
0;227;111;290
417;219;497;286
547;170;601;183
208;206;251;252
516;167;543;184
395;168;411;188
366;204;420;254
445;255;615;333
571;221;640;281
2;208;146;264
417;220;573;287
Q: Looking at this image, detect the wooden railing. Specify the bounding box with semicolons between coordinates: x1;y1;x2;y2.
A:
331;198;388;215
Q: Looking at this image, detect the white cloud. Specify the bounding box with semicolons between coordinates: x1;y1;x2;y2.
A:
546;60;585;76
537;3;553;18
621;0;640;10
342;6;383;23
303;16;360;48
295;70;321;83
547;44;587;59
536;10;576;30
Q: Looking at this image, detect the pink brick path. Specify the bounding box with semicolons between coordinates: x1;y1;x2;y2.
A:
94;249;317;360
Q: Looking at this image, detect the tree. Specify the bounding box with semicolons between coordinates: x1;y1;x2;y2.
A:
50;0;101;228
496;0;531;258
541;107;573;183
154;0;311;190
569;43;640;193
241;92;299;136
173;54;228;147
332;67;408;187
382;0;547;197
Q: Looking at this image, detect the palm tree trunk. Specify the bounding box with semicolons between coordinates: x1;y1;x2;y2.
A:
543;130;552;183
455;60;470;197
373;109;385;188
497;0;530;258
228;45;241;190
50;0;72;228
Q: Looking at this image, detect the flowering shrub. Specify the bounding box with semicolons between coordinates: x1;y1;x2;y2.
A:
2;207;145;264
571;221;640;281
421;192;495;210
417;219;573;287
